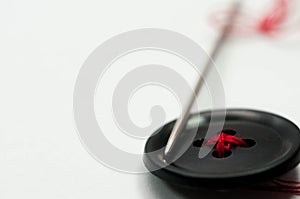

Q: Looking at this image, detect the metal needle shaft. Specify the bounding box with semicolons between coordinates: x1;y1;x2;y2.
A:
164;2;241;161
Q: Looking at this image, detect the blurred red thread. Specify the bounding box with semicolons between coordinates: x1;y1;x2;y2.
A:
257;0;288;34
275;178;300;185
254;178;300;195
210;0;299;36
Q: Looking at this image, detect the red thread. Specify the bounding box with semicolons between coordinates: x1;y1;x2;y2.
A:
275;178;300;185
273;180;300;189
254;185;300;195
209;0;299;36
254;179;300;195
205;132;246;158
257;0;288;34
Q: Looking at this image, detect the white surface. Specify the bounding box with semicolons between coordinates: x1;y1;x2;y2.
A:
1;0;300;198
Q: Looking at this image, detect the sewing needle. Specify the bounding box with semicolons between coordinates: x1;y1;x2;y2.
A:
164;1;241;162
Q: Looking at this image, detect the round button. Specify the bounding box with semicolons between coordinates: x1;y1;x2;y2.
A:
144;109;300;189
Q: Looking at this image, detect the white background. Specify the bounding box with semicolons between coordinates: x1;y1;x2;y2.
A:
1;0;300;198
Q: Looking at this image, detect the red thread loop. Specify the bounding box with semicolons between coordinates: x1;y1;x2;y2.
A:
206;132;246;158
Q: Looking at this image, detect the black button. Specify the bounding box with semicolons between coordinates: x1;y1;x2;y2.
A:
144;109;300;189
